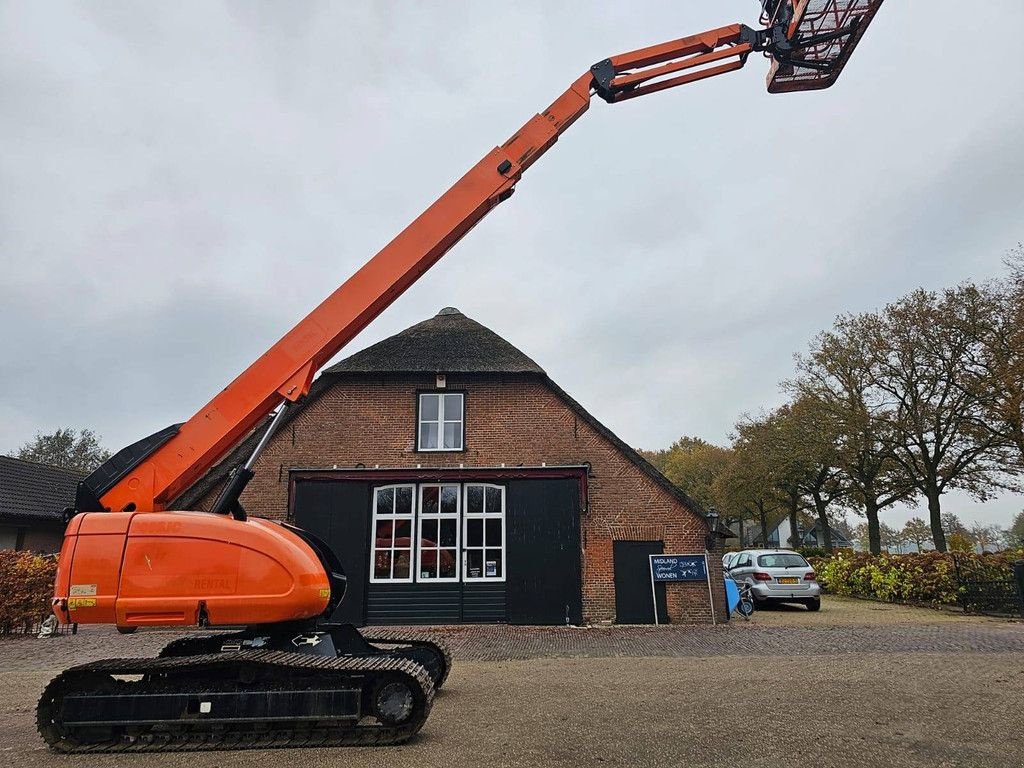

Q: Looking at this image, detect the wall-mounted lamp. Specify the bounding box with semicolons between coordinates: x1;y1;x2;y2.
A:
704;507;720;552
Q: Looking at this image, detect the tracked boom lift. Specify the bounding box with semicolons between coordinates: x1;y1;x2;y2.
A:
38;0;883;753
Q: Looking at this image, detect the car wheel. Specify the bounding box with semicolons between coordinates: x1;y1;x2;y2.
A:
116;626;138;634
805;598;821;612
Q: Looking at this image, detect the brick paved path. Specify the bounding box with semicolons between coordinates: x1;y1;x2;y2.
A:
2;599;1022;768
2;605;1022;669
397;620;1024;660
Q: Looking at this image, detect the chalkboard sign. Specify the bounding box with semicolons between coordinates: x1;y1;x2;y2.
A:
649;554;707;582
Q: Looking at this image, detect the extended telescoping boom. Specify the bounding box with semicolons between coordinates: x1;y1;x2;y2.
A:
39;0;885;753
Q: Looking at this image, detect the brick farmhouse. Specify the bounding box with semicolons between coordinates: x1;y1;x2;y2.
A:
175;308;725;626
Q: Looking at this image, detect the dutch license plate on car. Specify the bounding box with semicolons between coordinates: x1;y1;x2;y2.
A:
778;577;799;585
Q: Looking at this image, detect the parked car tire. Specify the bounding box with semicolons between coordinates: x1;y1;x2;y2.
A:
804;598;821;612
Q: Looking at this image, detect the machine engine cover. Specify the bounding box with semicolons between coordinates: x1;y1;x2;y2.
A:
54;512;331;627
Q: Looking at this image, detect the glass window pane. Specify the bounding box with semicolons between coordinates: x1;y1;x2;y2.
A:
419;423;438;450
375;519;394;546
395;486;413;515
485;549;503;578
485;518;502;547
443;422;461;450
376;487;394;515
421;486;439;515
466;485;483;515
420;394;439;421
440;485;459;514
421;518;438;544
393;550;411;580
486;486;502;514
419;550;437;579
439;550;457;578
394;519;412;543
440;519;457;547
374;551;392;580
466;549;483;578
443;394;463;420
467;518;483;547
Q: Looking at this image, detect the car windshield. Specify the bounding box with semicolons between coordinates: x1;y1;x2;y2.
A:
757;553;808;569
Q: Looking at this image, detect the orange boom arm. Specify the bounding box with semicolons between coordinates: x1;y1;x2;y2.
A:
76;3;882;518
82;25;761;516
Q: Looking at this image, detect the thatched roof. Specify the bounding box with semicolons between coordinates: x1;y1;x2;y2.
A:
173;308;704;520
325;308;544;376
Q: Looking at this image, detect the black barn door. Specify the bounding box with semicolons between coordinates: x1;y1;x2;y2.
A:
293;480;371;626
506;479;582;625
613;540;668;624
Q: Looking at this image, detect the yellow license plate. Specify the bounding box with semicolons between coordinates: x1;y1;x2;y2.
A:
777;577;799;585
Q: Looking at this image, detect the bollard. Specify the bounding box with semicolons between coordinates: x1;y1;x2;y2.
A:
1013;560;1024;618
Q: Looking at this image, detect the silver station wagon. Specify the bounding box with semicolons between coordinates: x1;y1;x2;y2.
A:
725;549;821;611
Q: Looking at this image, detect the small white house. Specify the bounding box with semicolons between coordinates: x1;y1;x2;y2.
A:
751;517;852;550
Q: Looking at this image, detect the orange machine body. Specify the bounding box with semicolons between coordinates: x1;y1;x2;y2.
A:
53;511;330;628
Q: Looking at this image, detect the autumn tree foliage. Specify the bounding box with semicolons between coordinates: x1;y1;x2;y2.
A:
13;427;111;473
856;286;1011;552
645;257;1022;553
639;436;730;510
0;551;57;632
901;517;932;552
711;445;777;547
979;245;1024;472
1008;511;1024;548
794;318;917;555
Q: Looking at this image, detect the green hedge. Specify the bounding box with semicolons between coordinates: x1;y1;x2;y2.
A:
0;550;58;633
808;550;1024;606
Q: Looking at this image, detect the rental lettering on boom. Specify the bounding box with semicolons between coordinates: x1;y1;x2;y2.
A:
36;0;884;753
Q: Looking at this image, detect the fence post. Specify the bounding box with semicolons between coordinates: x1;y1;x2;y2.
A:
1013;561;1024;619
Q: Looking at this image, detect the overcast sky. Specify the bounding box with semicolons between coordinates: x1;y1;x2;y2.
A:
2;1;1022;529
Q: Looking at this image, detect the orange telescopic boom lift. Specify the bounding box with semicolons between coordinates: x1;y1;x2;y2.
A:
38;0;884;753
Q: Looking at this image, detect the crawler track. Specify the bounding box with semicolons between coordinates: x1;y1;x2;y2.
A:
361;628;453;688
159;628;452;689
37;650;433;753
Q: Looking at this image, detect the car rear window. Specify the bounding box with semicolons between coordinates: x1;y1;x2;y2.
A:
757;553;808;568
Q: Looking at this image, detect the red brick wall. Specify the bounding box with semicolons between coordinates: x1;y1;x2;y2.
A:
194;374;725;624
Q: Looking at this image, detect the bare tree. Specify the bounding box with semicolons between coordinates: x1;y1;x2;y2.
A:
966;522;1000;553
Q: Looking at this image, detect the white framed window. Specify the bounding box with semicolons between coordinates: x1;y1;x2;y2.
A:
416;484;461;582
370;484;415;583
463;483;506;582
418;392;464;451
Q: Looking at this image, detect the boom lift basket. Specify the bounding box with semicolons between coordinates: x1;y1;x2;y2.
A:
765;0;884;93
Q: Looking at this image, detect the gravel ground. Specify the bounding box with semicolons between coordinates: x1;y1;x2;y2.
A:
2;597;1022;767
